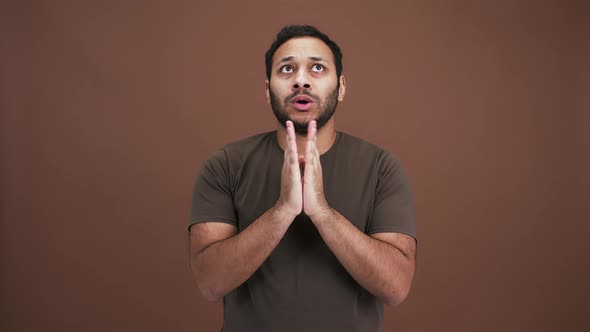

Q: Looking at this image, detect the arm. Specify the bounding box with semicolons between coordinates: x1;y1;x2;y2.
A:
189;205;294;302
310;208;416;306
301;120;416;306
189;121;304;301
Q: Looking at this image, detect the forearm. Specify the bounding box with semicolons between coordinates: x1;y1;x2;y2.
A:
310;207;415;306
193;205;294;301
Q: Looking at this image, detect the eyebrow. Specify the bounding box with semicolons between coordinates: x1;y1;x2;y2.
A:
278;56;294;64
309;56;326;62
277;56;328;64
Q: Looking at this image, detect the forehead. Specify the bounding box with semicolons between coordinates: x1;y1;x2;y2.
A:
273;37;334;65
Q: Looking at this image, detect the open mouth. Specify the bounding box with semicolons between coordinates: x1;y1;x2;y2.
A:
291;95;314;111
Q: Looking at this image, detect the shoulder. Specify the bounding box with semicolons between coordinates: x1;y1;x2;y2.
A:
337;131;402;171
223;130;275;157
223;130;276;152
206;131;276;158
205;130;276;165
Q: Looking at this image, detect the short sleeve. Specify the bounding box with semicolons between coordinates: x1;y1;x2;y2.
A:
188;149;238;232
366;151;416;239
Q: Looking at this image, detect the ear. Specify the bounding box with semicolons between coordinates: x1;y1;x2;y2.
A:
265;80;270;104
338;75;346;101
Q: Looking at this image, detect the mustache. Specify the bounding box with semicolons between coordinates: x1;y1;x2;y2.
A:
284;90;320;103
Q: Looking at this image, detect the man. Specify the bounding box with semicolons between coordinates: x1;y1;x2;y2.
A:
189;25;417;332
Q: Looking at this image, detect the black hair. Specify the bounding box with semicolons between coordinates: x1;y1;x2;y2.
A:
265;25;343;81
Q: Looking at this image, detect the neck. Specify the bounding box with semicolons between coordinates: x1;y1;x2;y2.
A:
276;118;337;156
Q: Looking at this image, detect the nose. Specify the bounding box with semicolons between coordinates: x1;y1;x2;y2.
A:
292;71;311;91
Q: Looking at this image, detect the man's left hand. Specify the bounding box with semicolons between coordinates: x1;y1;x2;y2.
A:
302;120;331;220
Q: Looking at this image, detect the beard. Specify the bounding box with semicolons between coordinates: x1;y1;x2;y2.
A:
270;85;339;135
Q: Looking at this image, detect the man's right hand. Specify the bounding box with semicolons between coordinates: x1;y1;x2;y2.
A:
190;121;304;300
275;120;303;219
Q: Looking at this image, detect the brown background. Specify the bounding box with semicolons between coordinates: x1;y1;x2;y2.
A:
1;0;588;331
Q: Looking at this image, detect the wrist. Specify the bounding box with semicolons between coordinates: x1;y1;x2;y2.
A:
307;204;334;224
272;202;300;222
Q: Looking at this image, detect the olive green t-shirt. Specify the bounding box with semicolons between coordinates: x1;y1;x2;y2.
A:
189;130;416;332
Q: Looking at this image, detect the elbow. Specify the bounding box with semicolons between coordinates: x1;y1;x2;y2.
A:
381;284;412;307
190;260;224;302
382;293;407;307
382;258;416;307
193;273;225;302
198;284;224;302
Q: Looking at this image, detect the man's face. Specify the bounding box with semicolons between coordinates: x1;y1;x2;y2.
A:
266;37;345;135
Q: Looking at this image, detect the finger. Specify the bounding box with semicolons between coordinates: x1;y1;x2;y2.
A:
308;121;317;145
284;133;289;158
286;122;299;165
312;121;318;144
307;120;314;141
308;120;318;148
284;137;297;169
284;133;291;163
310;121;319;158
306;121;318;162
287;121;296;143
290;141;298;165
306;139;316;166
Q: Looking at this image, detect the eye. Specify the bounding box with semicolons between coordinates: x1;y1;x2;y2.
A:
312;64;324;72
280;65;293;73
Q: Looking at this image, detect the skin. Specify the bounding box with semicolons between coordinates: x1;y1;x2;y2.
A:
189;37;416;306
266;36;345;156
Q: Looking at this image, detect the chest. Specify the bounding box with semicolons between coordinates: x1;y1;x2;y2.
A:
232;155;377;233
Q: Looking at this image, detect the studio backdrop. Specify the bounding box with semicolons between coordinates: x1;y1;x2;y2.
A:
1;1;588;331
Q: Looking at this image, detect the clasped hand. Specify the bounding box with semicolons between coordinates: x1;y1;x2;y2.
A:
277;120;330;220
